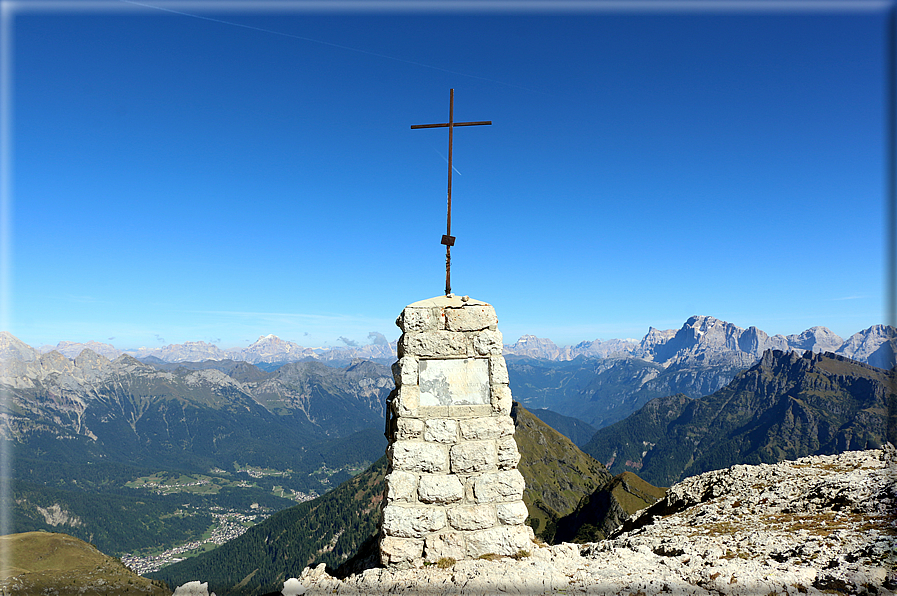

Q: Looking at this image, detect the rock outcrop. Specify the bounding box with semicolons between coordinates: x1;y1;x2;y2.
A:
292;445;896;595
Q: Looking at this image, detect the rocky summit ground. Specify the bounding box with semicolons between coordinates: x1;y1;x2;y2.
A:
290;445;896;595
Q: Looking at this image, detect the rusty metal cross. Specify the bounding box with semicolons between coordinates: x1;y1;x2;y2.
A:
411;89;491;296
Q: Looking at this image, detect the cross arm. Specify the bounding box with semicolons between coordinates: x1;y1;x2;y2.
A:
410;121;492;129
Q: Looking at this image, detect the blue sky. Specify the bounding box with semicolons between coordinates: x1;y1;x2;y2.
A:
1;0;892;350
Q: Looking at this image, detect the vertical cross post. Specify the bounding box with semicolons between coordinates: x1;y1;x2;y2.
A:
411;89;491;296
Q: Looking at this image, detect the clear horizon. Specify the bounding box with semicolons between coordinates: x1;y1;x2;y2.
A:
2;1;892;350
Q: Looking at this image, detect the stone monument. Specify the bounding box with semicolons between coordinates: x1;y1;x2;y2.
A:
379;295;533;567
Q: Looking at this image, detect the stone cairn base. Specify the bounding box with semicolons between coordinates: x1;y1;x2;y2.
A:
379;296;533;567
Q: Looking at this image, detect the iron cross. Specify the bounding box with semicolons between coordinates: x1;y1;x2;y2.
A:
411;89;491;296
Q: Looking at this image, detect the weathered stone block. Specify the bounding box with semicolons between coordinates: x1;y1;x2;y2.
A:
385;470;418;502
394;385;420;416
402;331;468;358
496;435;521;470
399;307;438;333
460;416;514;441
379;535;424;566
450;441;498;474
396;417;424;440
433;404;492;418
417;474;464;504
446;504;496;531
491;384;512;416
424;418;458;444
392;357;418;387
423;531;466;562
382;504;447;538
489;355;509;385
444;305;498;332
473;470;526;503
390;441;447;473
418;405;450;418
473;329;503;355
496;501;529;525
465;525;534;559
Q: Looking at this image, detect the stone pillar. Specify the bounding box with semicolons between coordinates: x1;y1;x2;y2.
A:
379;295;533;568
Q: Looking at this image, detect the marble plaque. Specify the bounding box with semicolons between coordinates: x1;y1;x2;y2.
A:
419;358;490;407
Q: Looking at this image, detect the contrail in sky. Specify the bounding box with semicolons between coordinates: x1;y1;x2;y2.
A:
434;148;462;176
116;0;540;93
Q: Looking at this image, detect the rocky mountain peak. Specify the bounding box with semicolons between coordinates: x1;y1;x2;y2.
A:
111;353;152;372
52;340;122;360
503;335;566;360
836;324;896;370
786;326;844;352
38;350;74;374
640;316;746;366
759;345;804;364
73;348;112;370
0;331;39;362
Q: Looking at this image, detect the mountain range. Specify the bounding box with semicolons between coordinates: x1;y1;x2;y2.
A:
1;316;894;574
10;317;892;433
504;319;894;428
1;331;394;499
582;349;895;486
17;317;895;371
505;317;894;369
29;334;395;367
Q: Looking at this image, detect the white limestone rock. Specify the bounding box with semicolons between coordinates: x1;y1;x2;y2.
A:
378;535;424;566
417;474;464;504
424;418;458;444
490;384;512;415
281;577;306;596
395;417;424;440
389;441;447;473
172;581;215;596
473;470;526;503
384;471;418;503
424;531;467;562
496;501;529;525
382;505;447;538
391;356;418;387
488;355;509;384
450;441;497;474
444;305;498;332
465;525;534;558
395;385;420;411
495;435;521;470
446;504;496;531
398;307;438;333
401;331;468;358
472;329;503;355
459;416;513;441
